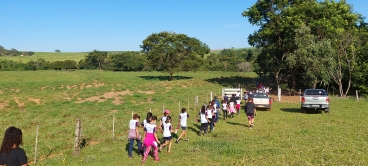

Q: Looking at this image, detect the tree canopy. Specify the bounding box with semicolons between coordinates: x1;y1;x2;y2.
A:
242;0;366;96
140;31;210;80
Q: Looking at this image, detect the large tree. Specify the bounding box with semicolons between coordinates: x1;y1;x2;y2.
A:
140;31;210;80
286;24;336;88
242;0;362;91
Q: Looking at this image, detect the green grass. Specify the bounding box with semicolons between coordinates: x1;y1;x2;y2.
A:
0;70;367;165
1;52;87;63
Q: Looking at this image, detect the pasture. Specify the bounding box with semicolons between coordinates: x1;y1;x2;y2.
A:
2;52;87;63
0;71;367;165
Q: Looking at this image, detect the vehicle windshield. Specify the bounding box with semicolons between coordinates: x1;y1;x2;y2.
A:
305;90;327;95
253;93;269;98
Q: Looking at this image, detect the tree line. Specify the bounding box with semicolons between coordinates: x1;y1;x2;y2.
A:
0;48;258;72
0;45;34;56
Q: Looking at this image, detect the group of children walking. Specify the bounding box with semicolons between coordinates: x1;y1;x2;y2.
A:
127;93;257;164
128;108;189;164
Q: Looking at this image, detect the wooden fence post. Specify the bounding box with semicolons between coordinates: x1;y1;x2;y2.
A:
356;90;359;101
73;118;82;155
112;115;115;139
188;99;189;112
299;89;302;102
34;125;39;165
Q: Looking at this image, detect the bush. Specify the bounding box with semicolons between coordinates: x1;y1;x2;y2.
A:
51;61;63;70
63;60;77;70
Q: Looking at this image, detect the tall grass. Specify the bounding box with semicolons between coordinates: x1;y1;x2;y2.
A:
0;70;367;165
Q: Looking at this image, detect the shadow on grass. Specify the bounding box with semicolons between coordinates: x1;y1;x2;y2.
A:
139;75;192;81
226;121;245;127
280;108;322;114
205;76;256;87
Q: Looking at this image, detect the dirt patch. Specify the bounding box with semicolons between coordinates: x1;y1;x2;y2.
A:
66;85;79;89
270;95;301;103
13;97;25;107
80;80;105;89
110;110;118;113
41;86;49;90
0;100;9;109
138;90;155;95
89;140;99;146
10;89;20;93
165;87;172;92
76;90;131;105
29;98;41;105
41;86;55;90
0;91;3;94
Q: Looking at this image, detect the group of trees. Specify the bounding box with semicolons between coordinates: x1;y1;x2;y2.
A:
0;45;34;56
242;0;368;97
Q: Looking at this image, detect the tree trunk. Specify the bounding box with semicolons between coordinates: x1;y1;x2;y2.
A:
169;73;173;81
312;82;317;89
290;67;296;89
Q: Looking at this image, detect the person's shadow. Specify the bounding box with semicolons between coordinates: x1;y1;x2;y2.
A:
188;123;201;134
226;121;246;127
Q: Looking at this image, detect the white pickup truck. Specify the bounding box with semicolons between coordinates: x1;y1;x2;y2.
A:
300;89;330;113
253;93;272;110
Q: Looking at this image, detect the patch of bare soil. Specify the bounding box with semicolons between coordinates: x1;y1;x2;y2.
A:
41;86;55;90
28;98;41;105
138;90;155;95
0;100;9;109
66;85;79;89
41;86;49;90
270;95;301;103
80;80;106;89
13;97;25;107
0;91;3;94
147;97;153;104
10;89;20;93
76;90;131;105
89;140;99;146
110;110;118;113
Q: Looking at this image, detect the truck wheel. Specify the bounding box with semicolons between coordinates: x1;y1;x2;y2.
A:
301;107;307;114
324;108;330;114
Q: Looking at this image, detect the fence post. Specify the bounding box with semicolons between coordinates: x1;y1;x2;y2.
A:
356;90;359;102
195;96;198;111
188;99;189;112
278;85;281;102
299;89;302;102
74;118;82;155
34;125;39;165
112;115;115;139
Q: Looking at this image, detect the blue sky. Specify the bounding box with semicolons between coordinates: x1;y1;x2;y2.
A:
1;0;367;52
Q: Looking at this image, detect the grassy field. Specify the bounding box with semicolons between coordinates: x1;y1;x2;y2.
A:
1;52;87;63
0;70;367;166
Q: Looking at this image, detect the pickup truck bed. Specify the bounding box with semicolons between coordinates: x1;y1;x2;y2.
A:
301;89;330;113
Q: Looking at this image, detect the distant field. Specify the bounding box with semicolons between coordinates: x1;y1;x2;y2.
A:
0;52;87;63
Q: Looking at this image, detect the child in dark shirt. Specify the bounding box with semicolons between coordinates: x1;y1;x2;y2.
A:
245;98;257;128
0;126;28;166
